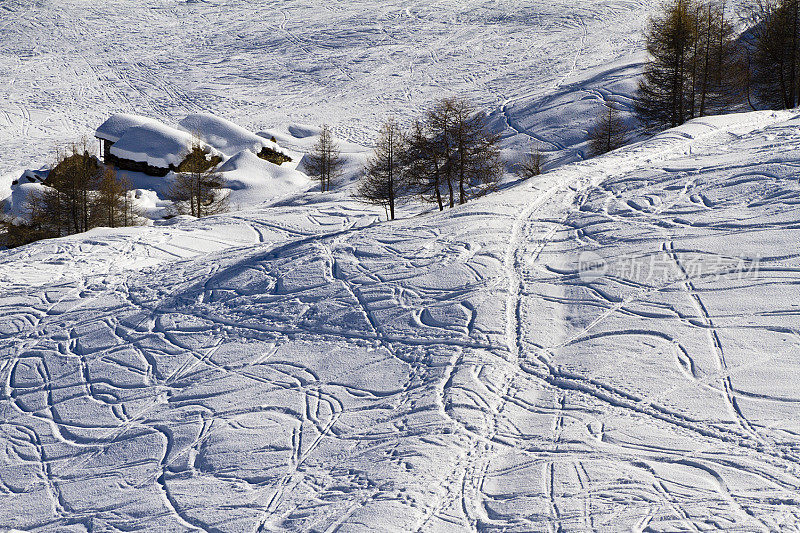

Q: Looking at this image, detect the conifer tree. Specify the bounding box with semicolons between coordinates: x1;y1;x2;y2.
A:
745;0;800;108
405;121;446;211
424;97;501;206
43;142;101;235
305;125;344;192
517;142;544;178
588;102;629;156
636;0;698;129
93;168;142;228
167;144;229;217
358;119;406;220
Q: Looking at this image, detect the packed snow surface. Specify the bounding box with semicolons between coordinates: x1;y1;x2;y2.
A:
2;0;800;530
1;110;800;531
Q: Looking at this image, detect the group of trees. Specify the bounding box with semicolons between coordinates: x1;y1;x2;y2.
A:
346;0;800;220
743;0;800;108
2;141;230;248
2;144;143;247
636;0;800;130
349;98;502;220
636;0;740;130
304;98;502;221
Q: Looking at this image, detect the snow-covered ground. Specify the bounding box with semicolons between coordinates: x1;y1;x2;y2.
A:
3;0;800;531
2;108;800;531
0;0;647;188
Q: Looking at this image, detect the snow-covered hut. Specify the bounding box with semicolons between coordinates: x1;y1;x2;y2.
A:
94;114;164;164
95;114;210;177
109;123;200;177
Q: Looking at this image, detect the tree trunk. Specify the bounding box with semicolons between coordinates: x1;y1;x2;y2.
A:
388;145;395;220
433;159;444;211
690;6;700;119
447;175;454;208
699;4;711;116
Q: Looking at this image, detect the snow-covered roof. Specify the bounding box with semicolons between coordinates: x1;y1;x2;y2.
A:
95;114;165;143
109;123;200;169
178;113;288;158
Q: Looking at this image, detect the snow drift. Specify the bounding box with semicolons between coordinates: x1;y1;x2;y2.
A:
179;113;293;160
219;150;309;206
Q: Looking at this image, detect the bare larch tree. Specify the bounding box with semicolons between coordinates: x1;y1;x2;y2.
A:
517;142;544;179
305;124;344;192
167;144;229;218
744;0;800;108
93;167;143;228
588;102;629;156
358;119;406;220
404;120;446;211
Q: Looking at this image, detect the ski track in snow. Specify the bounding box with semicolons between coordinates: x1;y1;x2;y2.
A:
2;0;800;531
0;0;646;183
1;107;800;530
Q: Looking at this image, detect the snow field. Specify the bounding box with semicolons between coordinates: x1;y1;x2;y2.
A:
0;110;799;530
0;0;651;185
2;0;800;530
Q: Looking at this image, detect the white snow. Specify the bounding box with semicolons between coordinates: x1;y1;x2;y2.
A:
95;113;165;144
2;0;800;530
109;122;201;169
219;150;310;206
1;109;800;531
1;182;49;224
179;113;293;159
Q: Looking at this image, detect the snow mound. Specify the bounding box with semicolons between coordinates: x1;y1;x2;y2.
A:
110;123;202;169
95;114;165;144
1;182;49;224
219;150;309;205
179;113;289;159
287;123;321;139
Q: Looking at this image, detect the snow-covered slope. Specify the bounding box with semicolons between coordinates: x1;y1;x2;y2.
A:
0;0;650;186
1;110;799;531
